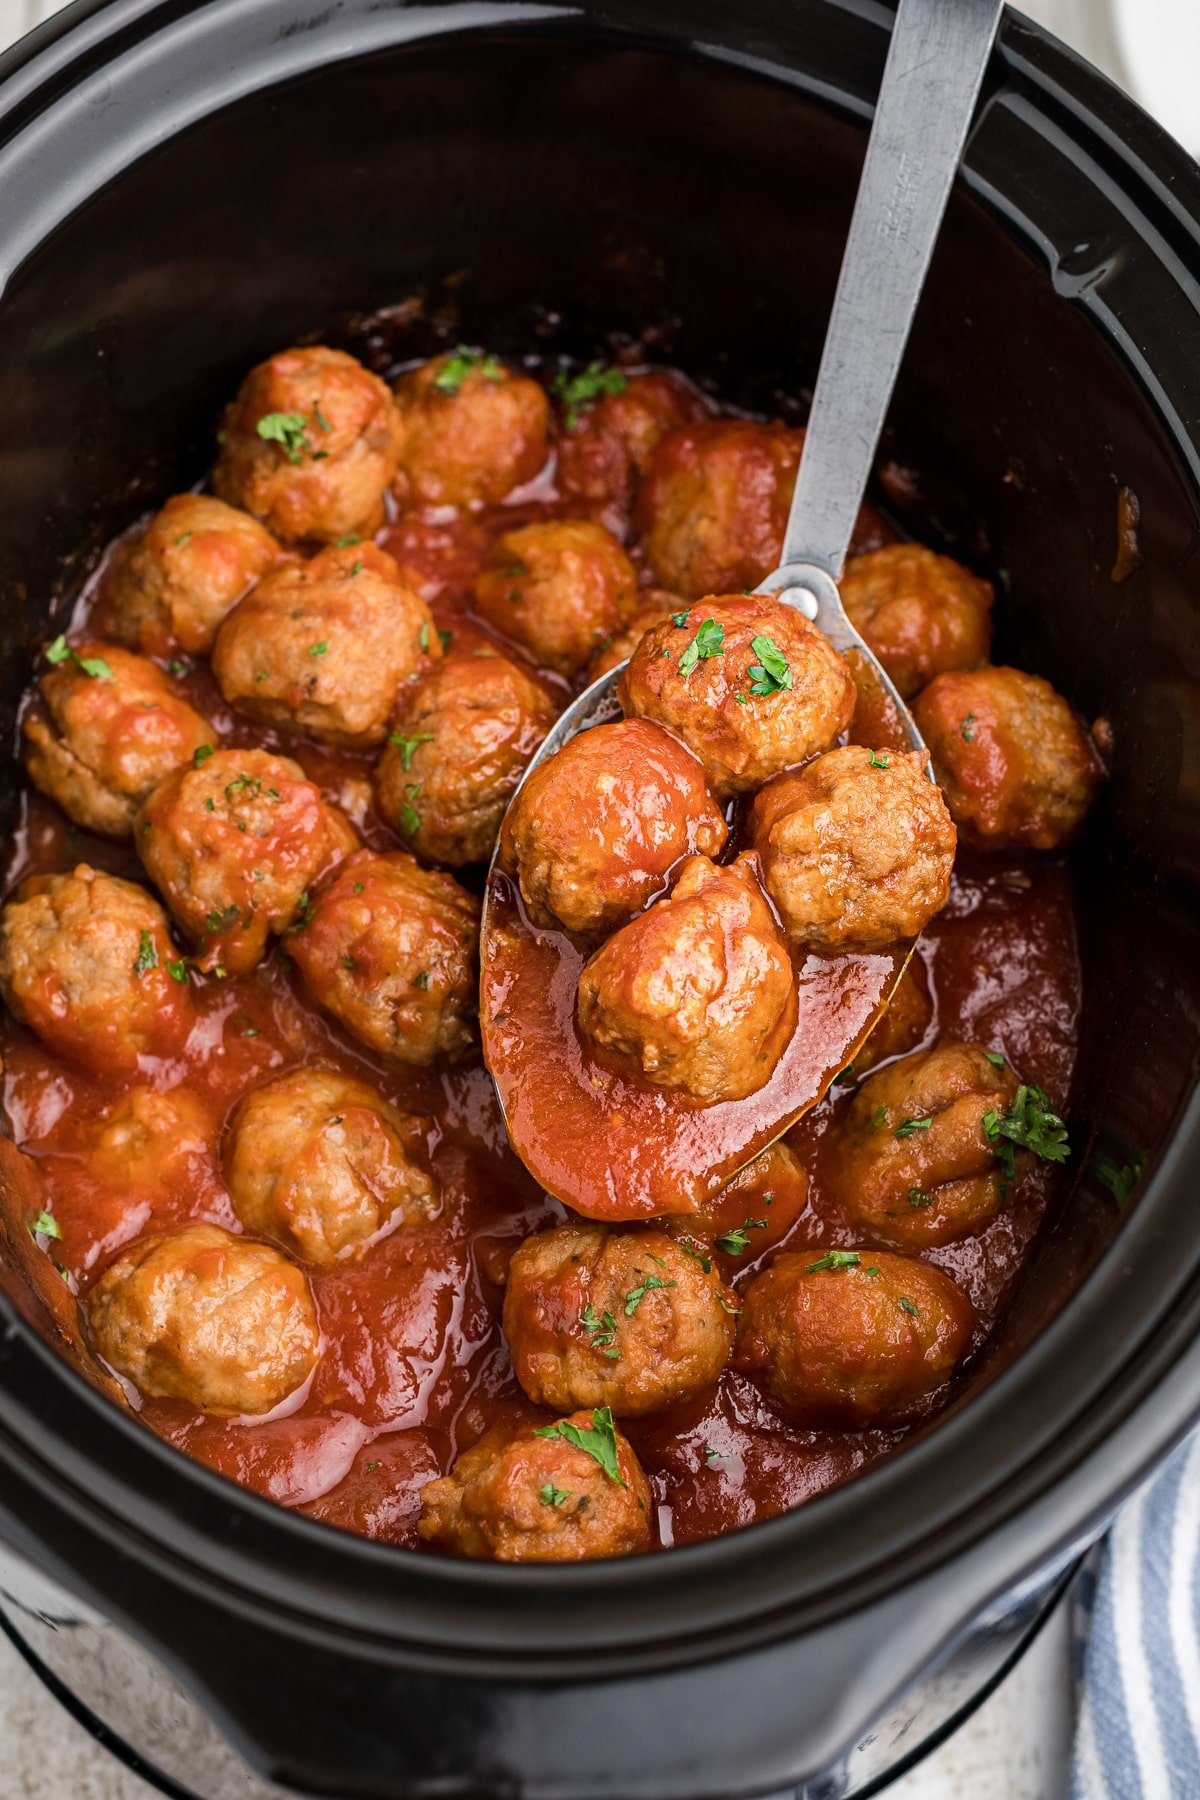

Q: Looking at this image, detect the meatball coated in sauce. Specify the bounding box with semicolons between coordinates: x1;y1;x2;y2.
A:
104;494;289;658
213;543;439;749
823;1042;1022;1248
22;644;214;839
914;666;1104;851
136;748;357;975
213;344;402;545
556;368;710;529
225;1068;436;1266
852;954;933;1078
377;652;555;867
501;719;728;937
584;592;681;683
839;544;993;699
734;1248;972;1429
503;1225;736;1417
473;519;638;678
418;1411;652;1561
620;596;856;798
392;351;550;510
87;1222;319;1415
577;853;796;1104
0;867;194;1076
637;418;889;599
749;746;956;953
673;1140;811;1263
289;849;479;1066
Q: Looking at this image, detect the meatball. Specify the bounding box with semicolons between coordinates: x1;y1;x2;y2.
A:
89;1085;212;1198
502;719;727;937
619;596;855;798
213;542;439;748
136;748;357;975
637;418;888;598
671;1140;811;1264
103;494;288;658
225;1068;436;1265
22;642;213;839
503;1224;736;1416
577;853;796;1104
86;1222;319;1415
376;652;555;866
213;344;402;544
289;849;480;1065
418;1409;652;1561
851;954;933;1079
392;351;550;510
0;866;194;1076
733;1247;972;1428
748;746;956;953
556;368;710;528
913;666;1104;850
822;1042;1025;1247
473;519;638;678
839;544;993;699
584;592;681;683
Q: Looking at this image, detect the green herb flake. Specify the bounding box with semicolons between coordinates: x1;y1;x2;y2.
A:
166;659;190;678
312;402;332;433
167;959;189;983
894;1115;934;1139
133;929;158;978
714;1218;767;1257
807;1250;862;1273
982;1085;1070;1180
366;1460;381;1474
581;1304;620;1358
747;634;792;698
907;1187;934;1208
204;904;240;935
412;970;431;990
540;1482;571;1507
336;533;361;548
308;640;329;659
899;1297;919;1316
869;750;891;769
174;531;193;547
388;731;435;771
678;617;725;677
624;1273;677;1317
341;954;357;973
44;636;114;681
670;610;691;628
984;1050;1006;1069
961;713;976;743
438;628;453;651
30;1209;61;1242
553;360;629;429
397;782;423;837
834;1064;858;1087
534;1405;625;1486
1090;1145;1147;1209
869;1105;889;1132
256;411;310;463
680;1239;713;1274
716;1294;743;1316
193;743;214;768
434;348;504;396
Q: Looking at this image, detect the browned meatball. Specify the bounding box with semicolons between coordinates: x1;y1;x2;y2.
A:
377;652;555;866
839;544;993;699
733;1247;972;1428
103;494;289;658
22;641;213;839
503;1224;736;1416
584;592;681;682
913;666;1105;851
577;853;796;1104
89;1085;212;1198
501;719;727;937
86;1222;319;1415
555;367;710;528
213;543;439;749
418;1409;652;1561
748;746;956;953
822;1042;1026;1247
289;849;480;1065
473;519;638;678
0;866;194;1076
213;345;402;544
136;748;357;975
671;1140;811;1265
637;418;888;598
851;954;933;1078
393;351;550;510
225;1068;436;1265
619;596;855;798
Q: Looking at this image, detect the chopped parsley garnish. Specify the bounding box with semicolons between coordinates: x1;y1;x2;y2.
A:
894;1115;934;1138
397;783;423;837
716;1294;743;1315
166;659;190;678
747;634;792;697
133;930;158;978
907;1187;933;1208
412;970;430;990
985;1050;1006;1069
834;1064;858;1087
438;628;453;651
624;1273;676;1316
193;743;214;767
961;713;976;742
352;880;365;895
167;960;190;983
30;1210;61;1242
434;348;503;395
869;1105;889;1132
899;1297;920;1316
582;1303;620;1358
205;904;240;934
678;617;725;677
534;1406;624;1486
336;533;361;548
366;1460;381;1474
224;773;262;801
312;402;331;433
350;560;363;576
308;640;329;658
807;1250;862;1273
553;361;628;429
1090;1145;1147;1209
670;610;691;628
44;636;113;681
540;1482;571;1507
982;1085;1070;1180
714;1218;767;1257
256;411;311;463
341;954;357;972
679;1239;713;1274
868;750;891;769
388;731;435;771
174;531;193;547
419;621;431;652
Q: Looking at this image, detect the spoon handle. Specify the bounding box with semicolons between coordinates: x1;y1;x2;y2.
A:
779;0;1003;582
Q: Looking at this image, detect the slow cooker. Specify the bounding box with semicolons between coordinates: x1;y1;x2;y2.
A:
0;1;1198;1794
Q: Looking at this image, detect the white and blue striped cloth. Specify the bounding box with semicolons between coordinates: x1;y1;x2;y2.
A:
1072;1433;1200;1798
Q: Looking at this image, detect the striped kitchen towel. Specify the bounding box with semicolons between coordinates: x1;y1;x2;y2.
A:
1072;1431;1200;1798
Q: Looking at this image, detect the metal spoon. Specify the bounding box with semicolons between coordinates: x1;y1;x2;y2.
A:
481;0;1005;1217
